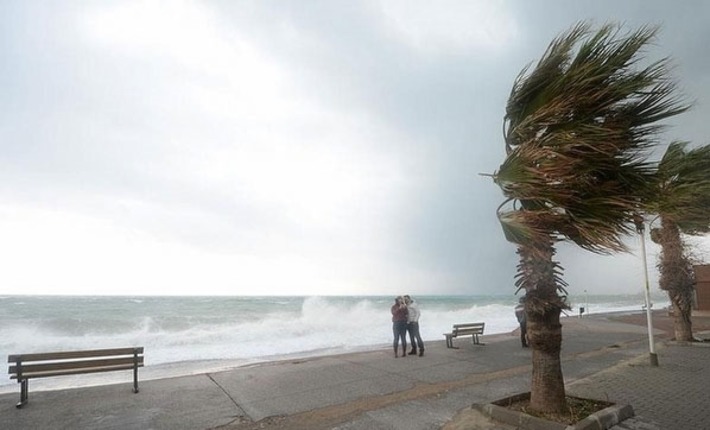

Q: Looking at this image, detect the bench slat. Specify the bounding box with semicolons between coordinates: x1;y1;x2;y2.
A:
9;356;144;375
10;364;143;380
453;328;483;335
8;347;144;363
452;323;484;329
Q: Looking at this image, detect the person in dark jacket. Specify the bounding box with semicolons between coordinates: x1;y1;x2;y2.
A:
391;296;408;358
515;296;528;348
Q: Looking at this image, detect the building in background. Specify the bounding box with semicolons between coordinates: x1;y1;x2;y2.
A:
693;265;710;311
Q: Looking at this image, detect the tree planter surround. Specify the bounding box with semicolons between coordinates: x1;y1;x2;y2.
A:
478;392;635;430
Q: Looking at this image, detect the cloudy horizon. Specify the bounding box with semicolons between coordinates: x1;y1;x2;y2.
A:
1;1;709;296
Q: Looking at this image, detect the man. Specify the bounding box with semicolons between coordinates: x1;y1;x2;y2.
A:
515;296;528;348
404;295;424;356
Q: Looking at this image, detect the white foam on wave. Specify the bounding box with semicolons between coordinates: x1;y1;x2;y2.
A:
0;295;668;391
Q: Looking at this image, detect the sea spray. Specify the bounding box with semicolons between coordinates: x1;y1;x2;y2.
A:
0;294;667;392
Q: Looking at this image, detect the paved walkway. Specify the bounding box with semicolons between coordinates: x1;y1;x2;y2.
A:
1;312;708;429
567;341;710;430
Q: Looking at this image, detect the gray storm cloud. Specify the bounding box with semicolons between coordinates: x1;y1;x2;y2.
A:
0;0;706;296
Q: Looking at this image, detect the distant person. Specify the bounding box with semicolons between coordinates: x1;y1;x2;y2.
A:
404;295;424;356
515;296;528;348
391;296;408;358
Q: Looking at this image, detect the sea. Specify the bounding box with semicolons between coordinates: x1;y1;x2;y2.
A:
0;294;668;393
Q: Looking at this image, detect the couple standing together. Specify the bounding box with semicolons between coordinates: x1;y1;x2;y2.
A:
390;295;425;358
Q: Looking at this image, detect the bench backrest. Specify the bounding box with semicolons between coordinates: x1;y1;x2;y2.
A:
8;347;144;380
452;323;484;335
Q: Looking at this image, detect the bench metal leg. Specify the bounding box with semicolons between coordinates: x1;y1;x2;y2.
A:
133;369;139;393
445;335;459;349
133;350;140;394
16;379;28;408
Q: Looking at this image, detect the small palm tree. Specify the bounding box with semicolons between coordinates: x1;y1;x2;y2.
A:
647;142;710;341
494;22;687;413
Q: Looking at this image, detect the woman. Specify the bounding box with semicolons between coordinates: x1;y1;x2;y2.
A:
391;296;408;358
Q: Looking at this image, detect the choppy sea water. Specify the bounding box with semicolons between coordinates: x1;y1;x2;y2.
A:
0;294;667;392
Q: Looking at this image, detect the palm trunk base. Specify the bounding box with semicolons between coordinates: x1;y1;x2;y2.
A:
528;307;566;413
672;301;694;341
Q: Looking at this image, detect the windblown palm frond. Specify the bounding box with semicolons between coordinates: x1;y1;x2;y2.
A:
497;22;689;253
653;141;710;234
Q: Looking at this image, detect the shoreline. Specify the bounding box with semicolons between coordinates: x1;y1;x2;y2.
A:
4;308;710;429
3;308;705;396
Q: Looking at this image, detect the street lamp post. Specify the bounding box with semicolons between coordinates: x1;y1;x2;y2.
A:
635;215;659;367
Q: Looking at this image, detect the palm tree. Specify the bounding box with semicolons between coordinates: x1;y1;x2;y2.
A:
493;22;688;413
647;142;710;341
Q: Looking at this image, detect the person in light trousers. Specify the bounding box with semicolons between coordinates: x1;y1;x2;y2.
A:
404;295;424;356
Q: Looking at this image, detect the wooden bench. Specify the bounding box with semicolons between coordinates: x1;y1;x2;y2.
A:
8;347;144;408
444;323;485;348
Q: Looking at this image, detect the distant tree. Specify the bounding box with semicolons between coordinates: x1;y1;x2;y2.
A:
647;142;710;341
494;22;688;413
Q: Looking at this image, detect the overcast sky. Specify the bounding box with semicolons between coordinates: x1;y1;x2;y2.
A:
1;1;709;296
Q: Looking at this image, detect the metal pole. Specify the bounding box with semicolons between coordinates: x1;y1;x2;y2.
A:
637;219;659;367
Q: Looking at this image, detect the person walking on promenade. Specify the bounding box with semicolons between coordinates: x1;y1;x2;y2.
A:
404;295;424;356
515;296;528;348
391;296;409;358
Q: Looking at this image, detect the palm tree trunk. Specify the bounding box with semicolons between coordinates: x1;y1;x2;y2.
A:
670;295;693;341
657;217;694;341
528;305;565;412
517;242;567;413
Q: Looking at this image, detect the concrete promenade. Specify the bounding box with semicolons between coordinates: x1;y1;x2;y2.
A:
2;311;709;429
